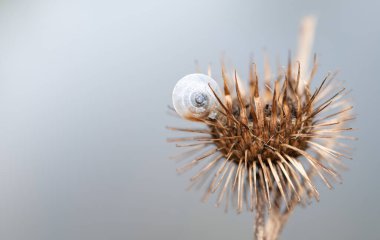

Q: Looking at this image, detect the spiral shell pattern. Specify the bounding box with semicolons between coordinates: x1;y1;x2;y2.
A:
172;74;221;120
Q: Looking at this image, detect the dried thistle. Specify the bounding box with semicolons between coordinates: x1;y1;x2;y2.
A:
167;17;354;240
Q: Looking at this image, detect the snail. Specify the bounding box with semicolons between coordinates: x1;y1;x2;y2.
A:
172;73;221;121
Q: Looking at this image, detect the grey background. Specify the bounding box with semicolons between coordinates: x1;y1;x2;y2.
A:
0;0;378;239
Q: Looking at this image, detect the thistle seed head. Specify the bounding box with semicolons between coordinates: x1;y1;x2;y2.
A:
168;57;354;214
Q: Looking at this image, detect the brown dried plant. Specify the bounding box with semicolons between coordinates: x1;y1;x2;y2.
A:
167;17;354;240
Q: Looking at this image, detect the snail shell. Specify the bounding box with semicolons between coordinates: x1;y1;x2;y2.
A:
172;73;221;121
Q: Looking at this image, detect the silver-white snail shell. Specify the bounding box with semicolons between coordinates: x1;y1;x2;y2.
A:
172;73;221;121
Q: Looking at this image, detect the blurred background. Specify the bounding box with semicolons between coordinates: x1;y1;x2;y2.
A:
0;0;378;239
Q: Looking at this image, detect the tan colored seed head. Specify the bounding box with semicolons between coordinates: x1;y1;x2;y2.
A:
168;56;354;213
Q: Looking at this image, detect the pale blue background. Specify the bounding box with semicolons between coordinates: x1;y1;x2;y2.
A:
0;0;378;239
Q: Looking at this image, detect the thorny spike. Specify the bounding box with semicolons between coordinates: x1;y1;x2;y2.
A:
222;63;233;112
263;52;272;102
